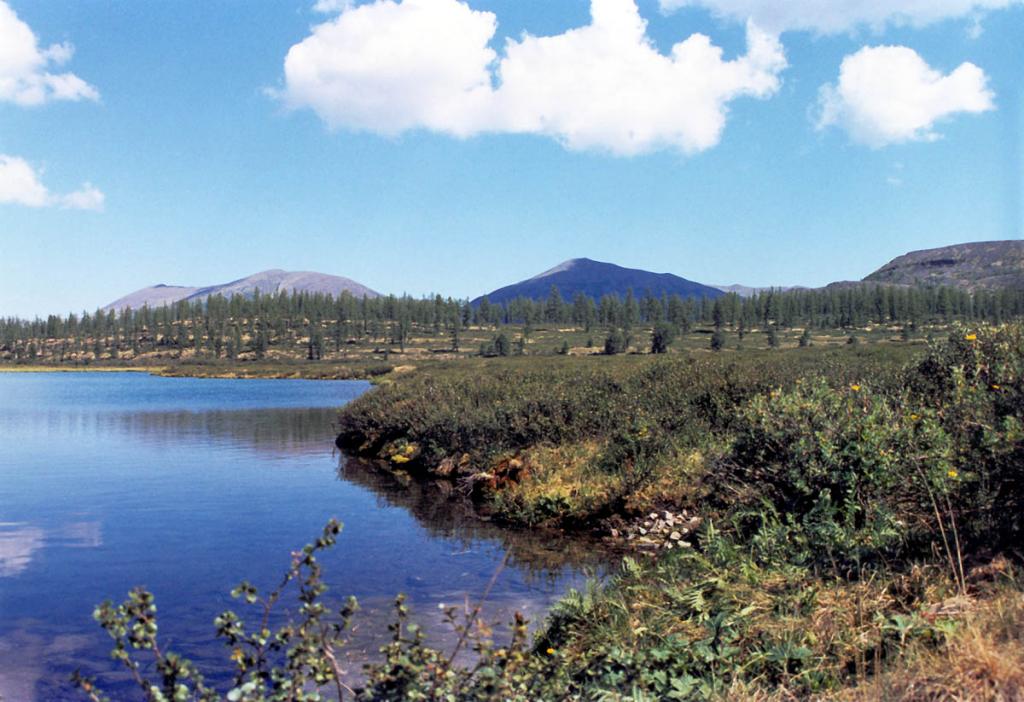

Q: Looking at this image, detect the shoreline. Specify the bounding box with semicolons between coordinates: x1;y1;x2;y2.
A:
0;365;161;374
0;363;389;381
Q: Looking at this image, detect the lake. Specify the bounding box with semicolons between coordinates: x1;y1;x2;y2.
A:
0;372;600;700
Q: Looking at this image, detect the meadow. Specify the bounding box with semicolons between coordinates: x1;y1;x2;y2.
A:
1;318;935;379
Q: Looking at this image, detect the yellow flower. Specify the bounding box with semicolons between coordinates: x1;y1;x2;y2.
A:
965;334;977;341
392;454;410;464
231;648;244;663
546;647;556;655
992;384;1001;390
850;384;861;392
910;413;920;421
947;469;958;479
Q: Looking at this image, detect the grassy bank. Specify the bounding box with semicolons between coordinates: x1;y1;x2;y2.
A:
0;358;396;380
335;343;921;528
0;364;161;373
152;358;396;380
78;325;1024;700
333;324;1024;699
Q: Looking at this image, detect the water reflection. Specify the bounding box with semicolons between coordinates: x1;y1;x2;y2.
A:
338;458;607;579
0;524;44;578
0;521;102;578
0;624;97;702
0;374;603;701
9;406;341;458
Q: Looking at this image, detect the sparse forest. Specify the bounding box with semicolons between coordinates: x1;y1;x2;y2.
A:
3;283;1023;372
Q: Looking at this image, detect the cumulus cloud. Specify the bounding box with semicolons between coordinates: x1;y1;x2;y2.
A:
0;155;105;210
657;0;1022;35
0;0;98;106
816;46;994;147
280;0;787;155
282;0;499;136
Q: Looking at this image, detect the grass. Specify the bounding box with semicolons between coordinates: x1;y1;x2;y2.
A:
2;320;935;379
329;323;1024;699
827;582;1024;702
336;343;921;527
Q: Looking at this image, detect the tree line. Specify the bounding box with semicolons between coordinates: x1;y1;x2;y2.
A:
1;283;1023;362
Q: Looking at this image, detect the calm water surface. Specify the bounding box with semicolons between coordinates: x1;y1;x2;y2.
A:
0;372;599;700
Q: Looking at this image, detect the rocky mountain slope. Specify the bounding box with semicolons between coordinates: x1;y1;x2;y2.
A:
105;269;379;310
864;240;1024;290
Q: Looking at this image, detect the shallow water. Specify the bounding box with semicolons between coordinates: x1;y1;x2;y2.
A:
0;372;599;700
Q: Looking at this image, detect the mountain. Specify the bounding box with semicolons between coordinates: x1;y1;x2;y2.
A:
104;269;379;311
473;258;723;305
104;284;201;311
863;241;1024;290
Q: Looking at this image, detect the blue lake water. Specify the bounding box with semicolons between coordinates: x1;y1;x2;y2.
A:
0;372;598;700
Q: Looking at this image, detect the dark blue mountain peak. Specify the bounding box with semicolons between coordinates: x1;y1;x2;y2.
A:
473;258;722;305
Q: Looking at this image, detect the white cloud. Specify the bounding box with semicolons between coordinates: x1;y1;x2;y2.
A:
816;46;994;147
0;154;48;207
280;0;787;155
0;0;98;106
59;182;105;211
491;6;786;154
657;0;1022;35
0;155;105;211
312;0;354;12
282;0;499;136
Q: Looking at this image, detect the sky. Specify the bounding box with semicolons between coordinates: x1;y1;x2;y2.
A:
0;0;1021;318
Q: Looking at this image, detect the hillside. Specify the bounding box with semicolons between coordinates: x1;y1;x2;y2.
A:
103;284;201;311
473;258;722;305
864;240;1024;290
105;269;379;311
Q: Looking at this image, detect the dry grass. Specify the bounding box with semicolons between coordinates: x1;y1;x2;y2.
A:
719;586;1024;702
491;442;613;523
832;590;1024;702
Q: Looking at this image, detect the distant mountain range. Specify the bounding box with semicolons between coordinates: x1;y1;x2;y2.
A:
863;240;1024;291
103;241;1023;312
472;258;723;305
104;269;379;311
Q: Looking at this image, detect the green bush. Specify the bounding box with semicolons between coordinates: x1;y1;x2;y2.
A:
726;378;954;567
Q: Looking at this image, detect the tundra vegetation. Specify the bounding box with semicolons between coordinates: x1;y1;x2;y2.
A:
73;324;1024;701
3;282;1024;377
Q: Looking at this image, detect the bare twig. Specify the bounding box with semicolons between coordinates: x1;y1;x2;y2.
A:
445;550;511;669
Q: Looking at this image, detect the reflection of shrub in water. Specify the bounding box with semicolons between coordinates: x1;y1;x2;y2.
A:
106;407;340;455
337;456;608;581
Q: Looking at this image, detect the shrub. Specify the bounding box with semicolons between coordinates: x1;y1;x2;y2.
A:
725;378;955;568
604;330;627;355
651;323;675;354
710;330;725;352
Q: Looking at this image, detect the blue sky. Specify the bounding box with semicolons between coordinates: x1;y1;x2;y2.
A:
0;0;1021;317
